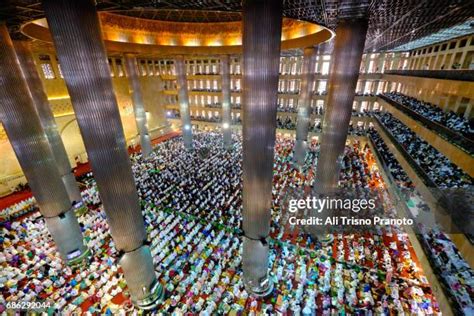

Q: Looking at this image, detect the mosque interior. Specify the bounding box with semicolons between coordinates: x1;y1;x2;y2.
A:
0;0;473;314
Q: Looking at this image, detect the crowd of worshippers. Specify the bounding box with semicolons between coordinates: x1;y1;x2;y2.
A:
1;132;446;314
275;116;324;133
277;104;324;115
166;111;243;124
312;90;328;96
276;116;368;136
376;112;473;188
189;114;222;123
352;109;381;117
167;110;369;136
231;103;241;109
168;105;378;127
277;104;298;113
368;128;414;190
191;87;221;93
132;134;438;314
368;128;474;314
132;132;434;273
338;141;379;190
1;206;125;315
383;92;473;138
200;102;221;109
272;137;399;226
132;132;405;242
132;133;243;228
347;123;367;136
278;89;300;95
355;92;377;97
0;198;440;315
274;105;378;117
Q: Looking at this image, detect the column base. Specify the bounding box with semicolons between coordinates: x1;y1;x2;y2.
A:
141;134;153;159
184;142;193;151
244;276;274;298
318;233;334;246
119;245;164;309
44;208;88;263
242;236;273;298
66;247;92;267
305;228;334;246
293;140;307;166
134;280;165;310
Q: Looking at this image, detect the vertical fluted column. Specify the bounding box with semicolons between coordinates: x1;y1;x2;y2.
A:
221;55;232;148
316;18;369;195
294;47;318;165
175;56;192;149
241;0;283;297
0;24;87;263
124;54;153;158
42;0;162;308
13;41;83;207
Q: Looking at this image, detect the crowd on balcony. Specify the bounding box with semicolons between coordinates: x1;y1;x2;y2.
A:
276;116;297;130
170;105;380;120
355;92;376;97
191;88;221;93
190;114;222;123
203;102;221;108
383;92;473;139
376;112;473;188
352;109;380;117
231;103;241;109
278;90;300;95
348;123;367;136
277;104;298;113
368;128;473;314
313;106;324;115
367;129;413;189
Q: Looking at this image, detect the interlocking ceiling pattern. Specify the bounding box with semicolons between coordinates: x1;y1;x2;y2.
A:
1;0;473;52
365;0;474;52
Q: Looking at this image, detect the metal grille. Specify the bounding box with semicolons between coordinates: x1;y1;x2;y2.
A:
1;0;473;52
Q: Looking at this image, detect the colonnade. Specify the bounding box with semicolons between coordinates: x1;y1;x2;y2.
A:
0;0;370;305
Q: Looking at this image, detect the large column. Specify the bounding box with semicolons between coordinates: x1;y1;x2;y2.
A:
221;55;232;148
241;0;283;297
175;56;192;149
294;46;318;165
42;0;162;308
0;24;87;264
124;54;153;158
14;41;83;207
316;18;369;195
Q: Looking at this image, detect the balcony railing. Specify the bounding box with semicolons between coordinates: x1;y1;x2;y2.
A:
384;70;474;82
379;95;474;155
374;115;440;189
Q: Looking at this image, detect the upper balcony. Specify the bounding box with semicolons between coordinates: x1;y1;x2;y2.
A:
385;70;474;82
379;94;474;155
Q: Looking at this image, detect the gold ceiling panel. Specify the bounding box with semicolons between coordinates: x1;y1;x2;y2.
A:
21;12;333;55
